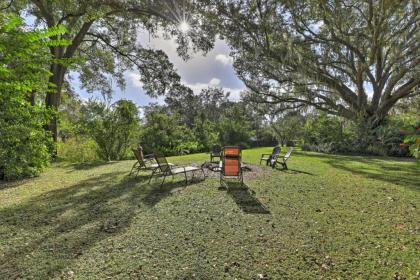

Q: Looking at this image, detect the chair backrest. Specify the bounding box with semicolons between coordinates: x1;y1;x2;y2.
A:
221;146;241;176
154;153;172;173
223;146;241;158
222;157;241;176
211;144;221;154
132;148;146;167
284;147;294;161
271;146;281;159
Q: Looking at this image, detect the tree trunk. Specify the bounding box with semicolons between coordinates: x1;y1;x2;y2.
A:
45;62;66;145
28;90;36;106
354;112;386;152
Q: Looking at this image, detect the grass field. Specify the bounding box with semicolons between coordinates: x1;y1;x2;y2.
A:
0;148;419;279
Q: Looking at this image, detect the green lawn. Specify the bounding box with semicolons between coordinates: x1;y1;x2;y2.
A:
0;148;419;279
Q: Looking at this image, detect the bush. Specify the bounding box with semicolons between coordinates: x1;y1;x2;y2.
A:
217;106;255;147
0;111;52;180
80;100;140;161
57;137;99;162
140;111;198;155
301;113;412;157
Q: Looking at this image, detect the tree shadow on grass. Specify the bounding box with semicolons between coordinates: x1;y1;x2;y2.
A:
0;177;36;191
0;170;199;279
67;160;120;171
275;167;315;176
223;182;270;214
142;175;205;207
303;152;419;191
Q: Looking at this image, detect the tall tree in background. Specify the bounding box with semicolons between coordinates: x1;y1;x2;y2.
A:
10;0;215;142
201;0;419;141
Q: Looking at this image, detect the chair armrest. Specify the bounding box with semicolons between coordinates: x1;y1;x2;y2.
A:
169;164;179;169
261;153;271;157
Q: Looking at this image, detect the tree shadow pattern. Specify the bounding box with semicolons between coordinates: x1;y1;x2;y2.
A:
303;152;419;191
0;171;202;279
66;160;119;171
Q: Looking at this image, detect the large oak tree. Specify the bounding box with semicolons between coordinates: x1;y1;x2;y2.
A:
201;0;419;131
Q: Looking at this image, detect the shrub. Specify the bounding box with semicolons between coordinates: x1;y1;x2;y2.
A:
0;109;52;180
217;106;255;147
80;100;140;161
57;137;99;162
140;111;198;155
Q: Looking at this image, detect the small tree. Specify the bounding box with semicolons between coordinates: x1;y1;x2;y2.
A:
80;99;140;160
217;104;255;146
140;110;198;155
270;113;305;146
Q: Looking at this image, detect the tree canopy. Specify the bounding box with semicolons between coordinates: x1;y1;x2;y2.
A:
200;0;419;128
9;0;216;141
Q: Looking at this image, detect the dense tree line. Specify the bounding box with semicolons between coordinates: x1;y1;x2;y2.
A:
57;87;275;160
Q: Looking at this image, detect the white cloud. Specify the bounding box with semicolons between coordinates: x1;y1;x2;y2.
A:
127;72;143;89
184;78;243;101
209;78;221;86
226;88;242;101
215;54;233;66
183;81;205;94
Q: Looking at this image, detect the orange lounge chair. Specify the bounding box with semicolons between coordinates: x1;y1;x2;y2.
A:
220;146;243;187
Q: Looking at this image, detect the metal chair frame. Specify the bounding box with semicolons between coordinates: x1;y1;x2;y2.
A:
274;147;294;169
151;153;205;186
210;144;222;163
260;146;282;167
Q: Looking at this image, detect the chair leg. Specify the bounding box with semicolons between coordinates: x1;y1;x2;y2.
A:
129;162;138;176
148;169;156;184
160;174;167;186
184;172;188;185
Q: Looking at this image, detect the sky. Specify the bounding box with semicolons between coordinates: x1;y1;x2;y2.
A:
74;30;245;106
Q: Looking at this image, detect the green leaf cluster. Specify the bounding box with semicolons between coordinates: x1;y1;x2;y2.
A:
0;14;68;180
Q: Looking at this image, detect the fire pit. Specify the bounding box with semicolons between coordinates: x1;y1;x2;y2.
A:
201;161;252;172
201;161;220;172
